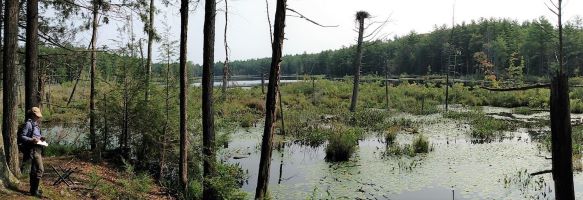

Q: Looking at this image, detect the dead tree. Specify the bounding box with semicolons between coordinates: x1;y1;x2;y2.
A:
221;0;229;99
482;1;574;199
3;0;21;176
25;0;40;111
549;0;574;199
349;11;369;112
202;0;218;198
178;0;189;192
255;0;287;198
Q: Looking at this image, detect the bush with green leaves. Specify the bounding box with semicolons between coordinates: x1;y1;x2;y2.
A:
325;126;362;162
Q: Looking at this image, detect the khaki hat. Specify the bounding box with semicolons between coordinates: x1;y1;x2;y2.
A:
31;107;42;118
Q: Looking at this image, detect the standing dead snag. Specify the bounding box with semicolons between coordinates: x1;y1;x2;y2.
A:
481;1;575;199
202;0;218;198
221;0;229;99
256;0;286;198
549;0;574;199
349;11;369;112
551;74;574;199
178;0;189;192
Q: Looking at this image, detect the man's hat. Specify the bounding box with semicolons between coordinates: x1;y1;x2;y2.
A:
31;107;42;118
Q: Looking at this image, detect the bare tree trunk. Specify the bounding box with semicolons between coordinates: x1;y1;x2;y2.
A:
67;63;83;106
221;0;229;99
2;0;20;177
102;94;108;151
349;17;365;112
202;0;217;198
178;0;189;192
25;0;39;111
145;0;155;102
255;0;286;198
385;64;389;110
89;2;99;155
550;1;574;199
0;0;16;188
550;74;574;200
261;71;265;94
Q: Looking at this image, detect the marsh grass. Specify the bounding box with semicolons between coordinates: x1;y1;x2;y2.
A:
325;126;362;162
444;111;514;141
384;126;399;144
384;134;432;157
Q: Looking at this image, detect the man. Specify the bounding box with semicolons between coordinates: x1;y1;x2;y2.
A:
20;107;44;197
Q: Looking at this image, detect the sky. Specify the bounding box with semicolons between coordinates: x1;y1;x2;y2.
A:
89;0;583;64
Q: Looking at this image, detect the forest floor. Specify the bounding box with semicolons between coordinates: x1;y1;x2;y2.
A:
0;156;173;200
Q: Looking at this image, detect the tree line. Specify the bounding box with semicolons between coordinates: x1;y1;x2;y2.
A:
225;17;583;79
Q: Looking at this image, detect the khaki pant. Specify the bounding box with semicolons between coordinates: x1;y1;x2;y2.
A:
29;146;43;194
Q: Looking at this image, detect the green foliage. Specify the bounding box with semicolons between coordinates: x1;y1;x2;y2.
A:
207;163;248;199
445;111;514;141
44;144;81;157
184;162;247;200
325;126;362;162
411;134;430;154
118;163;155;199
225;17;583;79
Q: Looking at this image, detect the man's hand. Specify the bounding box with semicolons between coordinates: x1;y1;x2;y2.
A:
31;138;39;144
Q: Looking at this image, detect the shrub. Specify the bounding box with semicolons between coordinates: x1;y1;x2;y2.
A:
384;126;399;144
325;127;361;162
411;135;430;154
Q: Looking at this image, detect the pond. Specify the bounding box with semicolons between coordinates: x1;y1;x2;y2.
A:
220;106;583;199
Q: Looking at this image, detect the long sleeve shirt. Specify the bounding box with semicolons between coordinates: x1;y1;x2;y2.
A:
20;119;42;143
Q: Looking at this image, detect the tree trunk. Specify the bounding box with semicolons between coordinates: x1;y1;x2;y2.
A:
349;18;365;112
550;1;574;199
261;71;265;94
102;94;107;151
202;0;217;198
255;0;286;198
0;133;18;188
550;73;574;200
385;67;389;110
89;3;99;155
3;0;20;177
178;0;189;192
25;0;39;111
145;0;154;102
221;0;229;99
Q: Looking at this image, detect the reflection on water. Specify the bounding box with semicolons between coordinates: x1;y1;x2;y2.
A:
221;107;583;199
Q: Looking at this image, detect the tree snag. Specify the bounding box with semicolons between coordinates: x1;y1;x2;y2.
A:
255;0;287;198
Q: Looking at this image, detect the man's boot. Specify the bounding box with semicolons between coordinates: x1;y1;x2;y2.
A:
30;178;42;197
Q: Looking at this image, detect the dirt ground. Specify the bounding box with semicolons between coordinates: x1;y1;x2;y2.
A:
0;156;174;200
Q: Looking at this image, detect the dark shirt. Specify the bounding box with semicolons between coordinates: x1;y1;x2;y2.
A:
20;119;41;143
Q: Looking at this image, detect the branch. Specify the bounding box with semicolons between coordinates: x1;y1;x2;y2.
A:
480;83;550;91
545;2;559;16
363;15;391;40
530;169;552;176
265;0;273;44
286;8;338;28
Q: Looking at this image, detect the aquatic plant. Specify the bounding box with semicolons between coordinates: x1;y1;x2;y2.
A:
384;126;399;144
325;127;362;162
411;134;430;153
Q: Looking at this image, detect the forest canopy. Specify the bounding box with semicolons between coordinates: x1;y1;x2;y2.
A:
220;17;583;79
